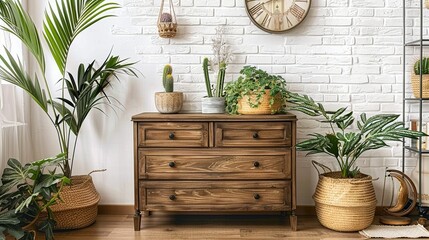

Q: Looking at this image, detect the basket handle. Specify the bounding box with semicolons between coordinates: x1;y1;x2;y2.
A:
88;169;106;175
312;161;332;175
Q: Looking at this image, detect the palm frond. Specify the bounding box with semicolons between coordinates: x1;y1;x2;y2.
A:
43;0;120;74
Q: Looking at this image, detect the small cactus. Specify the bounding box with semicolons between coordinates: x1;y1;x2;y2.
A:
414;57;429;75
163;64;173;91
203;58;213;97
164;74;174;92
160;12;173;22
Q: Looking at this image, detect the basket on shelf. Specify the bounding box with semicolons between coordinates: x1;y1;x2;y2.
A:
157;0;177;38
50;175;100;230
411;74;429;98
237;89;282;114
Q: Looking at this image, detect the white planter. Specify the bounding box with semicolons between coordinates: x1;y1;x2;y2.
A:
201;97;225;114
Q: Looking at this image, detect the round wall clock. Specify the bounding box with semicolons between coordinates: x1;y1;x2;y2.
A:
245;0;311;33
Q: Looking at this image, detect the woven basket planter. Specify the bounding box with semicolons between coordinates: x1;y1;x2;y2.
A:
51;175;100;230
313;172;376;232
237;89;282;114
411;74;429;98
155;92;183;114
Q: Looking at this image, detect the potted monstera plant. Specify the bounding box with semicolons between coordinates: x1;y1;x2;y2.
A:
0;0;136;230
287;92;425;232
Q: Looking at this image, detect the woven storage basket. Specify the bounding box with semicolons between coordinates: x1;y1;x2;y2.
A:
157;0;177;38
237;89;282;114
51;175;100;230
411;74;429;98
313;171;377;232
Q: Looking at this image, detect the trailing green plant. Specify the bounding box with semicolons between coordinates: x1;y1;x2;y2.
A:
0;0;137;178
162;65;173;92
414;57;429;75
224;66;288;114
203;26;231;98
287;92;426;178
0;154;69;240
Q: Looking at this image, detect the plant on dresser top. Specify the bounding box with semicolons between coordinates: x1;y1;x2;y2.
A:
286;91;425;232
202;26;233;114
224;66;287;114
0;0;137;230
155;64;183;113
412;57;429;98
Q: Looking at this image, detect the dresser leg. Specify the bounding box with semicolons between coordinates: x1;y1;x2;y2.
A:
134;210;141;231
290;211;297;231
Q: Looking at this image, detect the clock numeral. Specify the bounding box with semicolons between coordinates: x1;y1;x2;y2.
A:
249;3;263;16
286;15;293;28
246;0;260;1
261;13;271;27
290;3;306;20
295;0;308;2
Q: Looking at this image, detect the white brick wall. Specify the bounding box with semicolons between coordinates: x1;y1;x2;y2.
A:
110;0;429;205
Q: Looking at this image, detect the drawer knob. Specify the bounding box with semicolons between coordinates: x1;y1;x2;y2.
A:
169;195;176;200
169;132;175;140
252;132;259;139
254;194;261;200
253;161;260;167
169;162;175;168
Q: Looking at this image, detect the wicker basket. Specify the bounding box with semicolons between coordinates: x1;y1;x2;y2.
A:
157;0;177;38
51;175;100;230
313;171;376;232
411;74;429;98
237;89;282;115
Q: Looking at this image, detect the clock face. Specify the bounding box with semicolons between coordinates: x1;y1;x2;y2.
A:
245;0;311;33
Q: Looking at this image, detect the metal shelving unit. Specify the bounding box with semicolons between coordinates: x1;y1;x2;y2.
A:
403;0;429;217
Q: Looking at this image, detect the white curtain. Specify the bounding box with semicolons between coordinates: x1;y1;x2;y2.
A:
0;20;32;170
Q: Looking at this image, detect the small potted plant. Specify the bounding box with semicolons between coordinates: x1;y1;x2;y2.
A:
155;64;183;113
287;91;425;232
412;57;429;98
224;66;288;114
202;26;232;114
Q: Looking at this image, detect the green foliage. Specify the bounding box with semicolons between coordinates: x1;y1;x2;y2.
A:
203;58;213;97
203;57;226;98
164;74;174;92
224;66;288;114
0;154;69;240
0;0;137;178
162;64;172;91
287;92;426;178
414;57;429;75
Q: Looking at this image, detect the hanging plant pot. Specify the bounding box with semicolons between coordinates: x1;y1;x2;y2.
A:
237;89;282;115
157;0;177;38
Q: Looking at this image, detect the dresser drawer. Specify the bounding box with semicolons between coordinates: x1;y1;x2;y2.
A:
139;149;291;180
137;122;209;147
140;181;291;211
215;122;292;147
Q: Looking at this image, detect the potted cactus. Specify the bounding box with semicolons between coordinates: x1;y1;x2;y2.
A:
155;65;183;113
412;57;429;98
201;26;232;114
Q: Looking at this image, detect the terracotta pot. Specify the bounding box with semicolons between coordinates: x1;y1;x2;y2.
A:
237;89;282;114
155;92;183;114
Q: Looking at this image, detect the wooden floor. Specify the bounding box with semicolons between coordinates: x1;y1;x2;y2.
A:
30;213;382;240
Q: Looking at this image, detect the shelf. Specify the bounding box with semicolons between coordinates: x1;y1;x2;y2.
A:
405;39;429;46
404;97;429;101
404;146;429;154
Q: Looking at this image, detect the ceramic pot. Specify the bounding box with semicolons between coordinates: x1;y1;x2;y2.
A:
201;97;225;114
155;92;183;114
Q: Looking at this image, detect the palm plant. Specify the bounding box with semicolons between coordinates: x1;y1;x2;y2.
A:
287;92;425;178
0;0;137;178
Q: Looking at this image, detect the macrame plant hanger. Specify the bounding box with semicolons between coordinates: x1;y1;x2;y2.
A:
157;0;177;38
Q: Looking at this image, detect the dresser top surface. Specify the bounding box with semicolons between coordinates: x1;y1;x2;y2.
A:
132;112;297;122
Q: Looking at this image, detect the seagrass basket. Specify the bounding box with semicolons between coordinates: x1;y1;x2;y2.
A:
51;175;100;230
411;74;429;98
313;171;377;232
237;89;282;114
157;0;177;38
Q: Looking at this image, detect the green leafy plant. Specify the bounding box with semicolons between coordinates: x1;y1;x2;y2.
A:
287;92;426;178
414;57;429;75
0;0;137;178
0;154;69;240
224;66;288;114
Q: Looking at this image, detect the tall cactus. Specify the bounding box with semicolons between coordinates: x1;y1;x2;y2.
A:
163;64;173;90
216;62;226;97
203;58;213;97
164;74;174;92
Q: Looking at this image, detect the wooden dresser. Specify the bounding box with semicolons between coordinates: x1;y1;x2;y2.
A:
132;113;297;230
